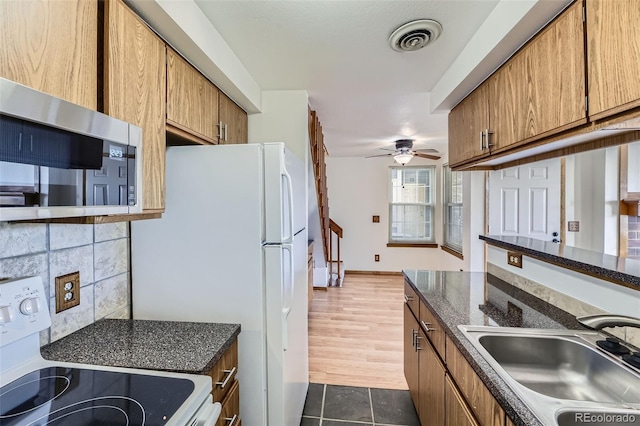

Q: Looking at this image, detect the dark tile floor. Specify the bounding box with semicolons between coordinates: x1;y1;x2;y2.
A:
301;383;420;426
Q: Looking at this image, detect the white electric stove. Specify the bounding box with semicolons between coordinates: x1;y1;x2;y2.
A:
0;276;221;426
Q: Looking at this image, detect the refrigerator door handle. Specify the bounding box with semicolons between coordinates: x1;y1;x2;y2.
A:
281;244;294;351
281;167;295;244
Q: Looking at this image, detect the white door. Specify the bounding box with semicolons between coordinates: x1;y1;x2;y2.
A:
489;158;561;241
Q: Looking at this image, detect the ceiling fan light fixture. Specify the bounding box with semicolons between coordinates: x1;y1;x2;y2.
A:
394;152;414;165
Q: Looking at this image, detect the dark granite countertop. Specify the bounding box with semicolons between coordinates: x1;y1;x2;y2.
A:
41;319;241;375
403;269;588;426
480;235;640;289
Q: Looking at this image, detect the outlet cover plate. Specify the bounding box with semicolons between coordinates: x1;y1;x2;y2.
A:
507;252;523;268
55;271;80;313
568;221;580;232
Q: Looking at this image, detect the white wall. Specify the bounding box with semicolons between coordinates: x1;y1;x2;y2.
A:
564;147;619;254
326;156;467;272
465;171;487;271
488;246;639;317
248;90;309;164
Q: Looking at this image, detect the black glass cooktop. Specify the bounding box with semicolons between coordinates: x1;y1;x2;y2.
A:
0;367;195;426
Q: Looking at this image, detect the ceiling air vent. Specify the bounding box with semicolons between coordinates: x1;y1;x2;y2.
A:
389;19;443;52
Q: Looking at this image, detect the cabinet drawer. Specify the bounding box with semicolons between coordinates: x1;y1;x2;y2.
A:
216;379;241;426
209;339;238;403
419;300;445;360
404;280;420;317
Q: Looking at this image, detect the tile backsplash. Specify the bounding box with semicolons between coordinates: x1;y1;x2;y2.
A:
0;222;130;345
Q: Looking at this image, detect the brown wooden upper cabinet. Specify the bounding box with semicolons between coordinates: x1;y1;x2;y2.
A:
586;0;640;120
0;0;97;110
219;92;249;144
449;1;586;168
167;48;220;144
448;84;491;165
104;0;167;212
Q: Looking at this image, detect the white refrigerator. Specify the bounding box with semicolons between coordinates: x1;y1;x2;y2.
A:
130;143;309;426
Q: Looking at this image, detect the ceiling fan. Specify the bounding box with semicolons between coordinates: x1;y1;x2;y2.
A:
366;139;441;165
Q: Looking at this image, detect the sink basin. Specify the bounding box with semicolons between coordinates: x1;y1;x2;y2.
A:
478;334;640;404
459;326;640;426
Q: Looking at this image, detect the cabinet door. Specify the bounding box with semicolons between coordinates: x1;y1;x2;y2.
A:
216;379;241;426
490;1;586;150
0;0;96;109
446;336;505;426
448;83;490;166
219;93;248;144
105;0;166;211
167;48;219;143
445;375;479;426
417;329;445;426
404;304;420;408
587;0;640;120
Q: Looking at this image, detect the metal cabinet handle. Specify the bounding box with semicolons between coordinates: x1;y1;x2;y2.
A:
411;329;418;347
486;129;494;148
218;121;224;140
225;414;238;426
421;320;435;332
404;294;413;303
224;123;228;142
216;366;237;389
479;130;485;150
415;335;422;351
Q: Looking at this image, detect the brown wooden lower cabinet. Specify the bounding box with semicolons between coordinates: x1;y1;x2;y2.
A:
208;339;241;425
446;336;504;426
405;290;506;426
404;304;420;408
446;375;480;426
417;328;445;426
217;379;241;426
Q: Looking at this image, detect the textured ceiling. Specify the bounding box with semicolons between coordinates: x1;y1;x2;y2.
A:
194;1;499;158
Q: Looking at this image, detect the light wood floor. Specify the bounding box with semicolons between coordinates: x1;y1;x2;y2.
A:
308;273;408;390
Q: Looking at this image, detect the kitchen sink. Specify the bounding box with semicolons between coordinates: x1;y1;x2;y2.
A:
458;326;640;426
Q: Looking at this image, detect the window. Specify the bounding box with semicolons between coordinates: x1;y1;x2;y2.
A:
388;166;435;245
443;164;463;254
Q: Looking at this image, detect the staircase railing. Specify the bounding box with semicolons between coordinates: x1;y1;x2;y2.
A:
309;109;330;262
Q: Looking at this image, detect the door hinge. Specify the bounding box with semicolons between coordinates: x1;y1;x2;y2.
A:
585;95;589;114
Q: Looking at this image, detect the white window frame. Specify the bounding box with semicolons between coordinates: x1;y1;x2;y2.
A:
388;166;435;245
443;164;463;255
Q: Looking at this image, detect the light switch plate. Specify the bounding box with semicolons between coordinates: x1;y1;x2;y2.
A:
55;271;80;313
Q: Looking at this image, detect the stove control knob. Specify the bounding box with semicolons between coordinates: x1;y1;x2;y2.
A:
0;305;14;324
19;298;41;316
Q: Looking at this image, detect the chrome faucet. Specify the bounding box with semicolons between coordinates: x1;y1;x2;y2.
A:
577;314;640;330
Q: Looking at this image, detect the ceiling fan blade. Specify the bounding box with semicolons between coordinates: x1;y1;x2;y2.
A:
365;153;394;158
414;152;441;160
415;148;439;153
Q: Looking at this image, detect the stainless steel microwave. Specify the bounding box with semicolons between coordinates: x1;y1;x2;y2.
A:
0;78;143;221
